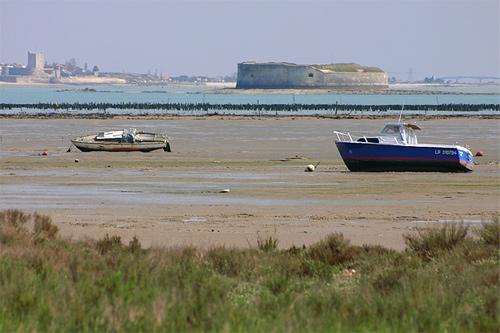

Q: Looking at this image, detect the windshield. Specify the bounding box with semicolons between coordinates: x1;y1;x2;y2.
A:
381;125;401;135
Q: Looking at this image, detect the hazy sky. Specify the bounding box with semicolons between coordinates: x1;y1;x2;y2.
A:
0;0;498;79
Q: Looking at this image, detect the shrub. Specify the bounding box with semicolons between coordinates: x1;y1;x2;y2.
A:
477;217;500;248
307;233;359;265
403;223;469;259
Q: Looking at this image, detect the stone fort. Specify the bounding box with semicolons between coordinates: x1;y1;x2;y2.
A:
236;62;388;89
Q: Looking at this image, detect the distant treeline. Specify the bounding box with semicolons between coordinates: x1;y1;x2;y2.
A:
0;102;498;112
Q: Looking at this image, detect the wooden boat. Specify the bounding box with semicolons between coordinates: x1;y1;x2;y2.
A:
334;123;474;172
71;128;171;152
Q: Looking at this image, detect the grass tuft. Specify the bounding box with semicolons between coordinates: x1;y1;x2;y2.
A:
477;217;500;248
257;234;279;252
128;236;142;253
0;209;30;227
96;233;123;255
0;210;53;245
33;213;59;242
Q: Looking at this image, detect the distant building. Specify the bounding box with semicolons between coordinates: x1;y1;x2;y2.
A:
0;51;110;84
6;66;29;76
27;51;45;74
236;62;388;89
0;51;49;83
4;52;46;76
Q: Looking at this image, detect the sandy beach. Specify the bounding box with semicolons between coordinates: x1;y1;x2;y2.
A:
0;117;498;250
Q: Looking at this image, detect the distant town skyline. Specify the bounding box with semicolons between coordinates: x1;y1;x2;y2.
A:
0;0;498;79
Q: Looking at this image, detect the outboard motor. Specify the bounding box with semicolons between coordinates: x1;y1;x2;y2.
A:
122;128;137;143
164;142;171;152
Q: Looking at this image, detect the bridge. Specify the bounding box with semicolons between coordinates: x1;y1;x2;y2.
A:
386;71;500;83
437;76;500;83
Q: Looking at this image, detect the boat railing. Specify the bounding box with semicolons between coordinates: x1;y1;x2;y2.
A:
333;131;354;142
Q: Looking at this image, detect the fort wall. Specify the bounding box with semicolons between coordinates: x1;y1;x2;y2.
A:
236;62;388;89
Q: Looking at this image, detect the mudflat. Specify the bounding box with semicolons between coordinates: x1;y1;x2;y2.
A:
0;117;498;249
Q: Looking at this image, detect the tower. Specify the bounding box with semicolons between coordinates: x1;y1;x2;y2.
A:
27;51;45;74
407;67;414;83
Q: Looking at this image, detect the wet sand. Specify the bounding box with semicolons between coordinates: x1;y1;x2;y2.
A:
0;118;498;249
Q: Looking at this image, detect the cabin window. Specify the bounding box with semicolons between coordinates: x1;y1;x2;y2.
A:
308;73;314;78
357;137;379;143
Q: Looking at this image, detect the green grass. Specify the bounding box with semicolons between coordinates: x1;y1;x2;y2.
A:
0;209;498;332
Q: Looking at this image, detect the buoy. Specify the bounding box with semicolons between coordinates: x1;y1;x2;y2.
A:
475;150;484;157
305;164;315;172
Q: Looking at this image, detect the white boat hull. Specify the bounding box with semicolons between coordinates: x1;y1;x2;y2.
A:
71;133;171;152
72;141;168;152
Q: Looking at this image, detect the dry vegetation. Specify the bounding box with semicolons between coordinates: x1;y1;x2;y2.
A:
0;210;498;332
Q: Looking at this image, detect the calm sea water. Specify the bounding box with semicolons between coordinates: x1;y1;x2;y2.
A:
0;84;499;105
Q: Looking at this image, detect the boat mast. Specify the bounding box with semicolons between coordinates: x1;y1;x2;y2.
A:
398;104;404;123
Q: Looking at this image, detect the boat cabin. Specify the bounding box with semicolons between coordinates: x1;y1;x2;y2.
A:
356;123;421;145
95;129;137;143
96;131;123;141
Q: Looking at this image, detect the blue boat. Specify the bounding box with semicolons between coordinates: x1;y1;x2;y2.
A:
334;123;474;172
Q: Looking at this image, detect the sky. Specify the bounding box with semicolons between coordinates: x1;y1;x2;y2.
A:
0;0;499;79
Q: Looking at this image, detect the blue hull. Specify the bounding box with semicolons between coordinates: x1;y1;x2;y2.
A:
335;142;473;172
